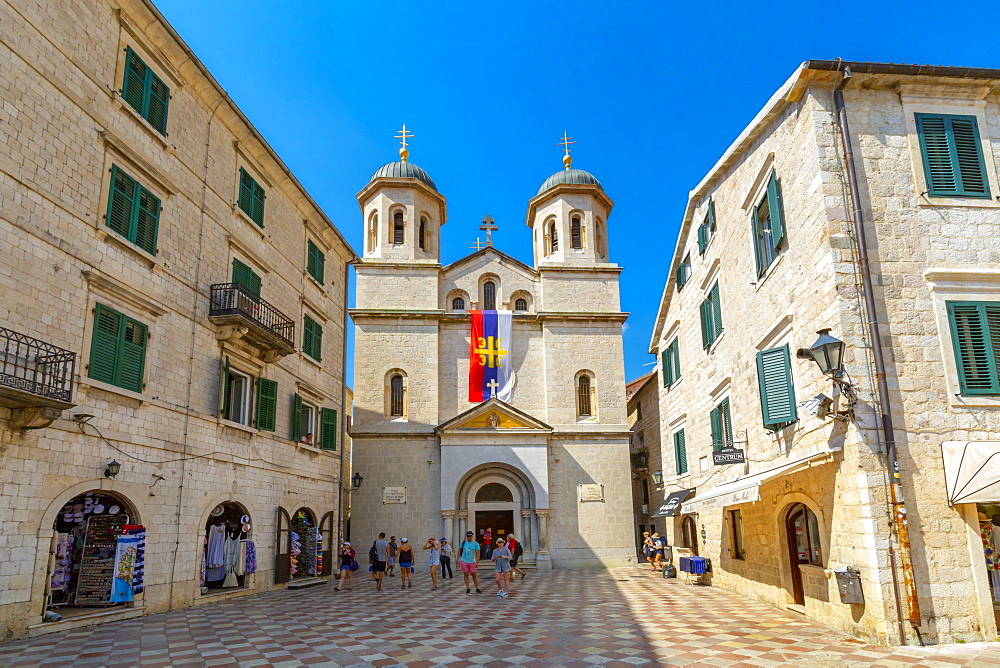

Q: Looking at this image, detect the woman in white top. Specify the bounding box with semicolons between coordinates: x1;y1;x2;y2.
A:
423;538;440;590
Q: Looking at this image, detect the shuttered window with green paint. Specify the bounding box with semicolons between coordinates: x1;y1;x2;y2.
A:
238;168;266;227
255;378;278;431
662;338;681;387
673;429;688;475
675;254;691;291
916;114;991;199
947;301;1000;395
697;199;716;255
121;46;169;135
303;315;323;361
700;282;723;348
307;239;325;285
710;398;733;451
756;345;798;428
231;258;261;298
320;407;338;450
88;303;148;393
106;165;160;255
751;171;785;277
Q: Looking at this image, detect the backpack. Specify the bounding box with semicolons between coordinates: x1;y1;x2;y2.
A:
368;542;378;564
513;541;523;557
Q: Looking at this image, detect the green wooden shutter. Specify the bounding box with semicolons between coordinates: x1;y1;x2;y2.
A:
697;223;708;254
948;302;1000;395
256;378;278;431
134;186;160;255
917;114;991;198
751;204;765;277
89;304;122;385
700;299;711;349
320;408;337;450
238;168;254;217
707;199;716;234
720;397;733;446
106;166;136;239
710;405;721;450
307;240;325;284
121;47;147;115
757;345;798;427
674;429;687;475
711;282;723;340
146;72;169;135
231;258;261;298
117;317;147;392
303;316;322;361
672;339;681;382
251;181;266;227
292;393;303;441
766;171;785;251
662;349;671;386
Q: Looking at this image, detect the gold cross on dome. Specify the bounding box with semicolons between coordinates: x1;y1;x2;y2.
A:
395;124;413;162
558;131;575;169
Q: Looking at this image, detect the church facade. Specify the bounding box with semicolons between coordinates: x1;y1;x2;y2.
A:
349;149;634;568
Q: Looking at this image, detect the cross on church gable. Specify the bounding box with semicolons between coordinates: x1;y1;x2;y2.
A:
479;215;498;247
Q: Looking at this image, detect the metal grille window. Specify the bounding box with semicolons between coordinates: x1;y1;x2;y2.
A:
577;375;592;417
514;298;527;311
452;297;466;311
483;281;496;310
390;374;404;417
571;216;582;249
393;212;404;244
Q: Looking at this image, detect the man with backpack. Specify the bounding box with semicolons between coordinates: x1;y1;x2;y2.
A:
458;530;482;595
507;533;526;580
370;532;389;591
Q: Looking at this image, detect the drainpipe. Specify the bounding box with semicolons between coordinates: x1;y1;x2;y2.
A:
833;66;922;644
337;260;352;549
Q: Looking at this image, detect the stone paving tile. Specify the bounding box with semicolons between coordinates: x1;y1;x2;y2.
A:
1;568;999;665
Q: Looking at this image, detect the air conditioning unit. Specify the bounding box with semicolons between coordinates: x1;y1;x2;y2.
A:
641;504;649;514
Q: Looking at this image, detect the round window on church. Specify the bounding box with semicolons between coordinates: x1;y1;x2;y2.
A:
476;483;513;503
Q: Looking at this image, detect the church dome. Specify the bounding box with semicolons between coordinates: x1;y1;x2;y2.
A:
371;161;437;192
536;168;602;196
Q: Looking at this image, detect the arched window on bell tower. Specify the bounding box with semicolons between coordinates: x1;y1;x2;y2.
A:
393;211;405;245
418;216;427;251
549;221;559;254
571;216;582;249
483;280;496;310
367;212;378;253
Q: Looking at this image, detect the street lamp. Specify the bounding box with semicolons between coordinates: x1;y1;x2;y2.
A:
651;470;663;486
351;472;364;490
798;329;846;378
104;460;121;479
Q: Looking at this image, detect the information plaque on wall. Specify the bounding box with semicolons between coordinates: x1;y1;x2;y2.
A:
382;486;406;504
579;484;605;502
75;514;128;606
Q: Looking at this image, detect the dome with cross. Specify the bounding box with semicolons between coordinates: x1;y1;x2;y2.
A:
371;161;438;192
536;168;602;196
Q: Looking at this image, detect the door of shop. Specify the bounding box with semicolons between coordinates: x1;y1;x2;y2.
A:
786;506;810;605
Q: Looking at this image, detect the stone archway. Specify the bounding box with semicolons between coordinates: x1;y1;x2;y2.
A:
451;463;544;561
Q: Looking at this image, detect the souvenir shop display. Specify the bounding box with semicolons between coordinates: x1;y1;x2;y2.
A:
290;510;320;578
75;514;128;605
978;507;1000;603
202;503;253;592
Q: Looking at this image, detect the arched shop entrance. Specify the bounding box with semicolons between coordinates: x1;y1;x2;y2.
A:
202;502;255;593
46;490;145;614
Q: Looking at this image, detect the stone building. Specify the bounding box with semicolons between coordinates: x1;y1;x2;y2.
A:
625;372;662;557
0;0;353;639
349;148;634;568
648;60;1000;645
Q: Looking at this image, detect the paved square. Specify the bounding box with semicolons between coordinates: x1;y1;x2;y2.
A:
1;568;999;666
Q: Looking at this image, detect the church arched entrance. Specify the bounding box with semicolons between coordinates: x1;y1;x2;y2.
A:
454;465;539;562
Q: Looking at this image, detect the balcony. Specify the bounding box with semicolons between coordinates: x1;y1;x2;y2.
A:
208;283;295;361
0;328;76;428
630;449;649;471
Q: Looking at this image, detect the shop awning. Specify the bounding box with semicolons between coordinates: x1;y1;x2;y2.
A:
652;488;696;517
683;451;834;513
942;441;1000;505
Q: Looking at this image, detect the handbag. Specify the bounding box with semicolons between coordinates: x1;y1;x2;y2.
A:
349;561;359;571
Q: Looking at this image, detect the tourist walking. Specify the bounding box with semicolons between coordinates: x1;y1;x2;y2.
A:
642;532;656;571
386;536;398;577
423;537;440;590
482;527;492;559
492;537;512;597
458;530;482;595
397;538;415;589
335;542;355;591
651;533;665;572
439;538;453;579
373;532;389;590
507;533;526;580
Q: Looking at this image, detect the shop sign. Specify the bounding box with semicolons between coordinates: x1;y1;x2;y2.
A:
382;486;406;504
653;488;697;517
579;484;605;502
713;447;745;465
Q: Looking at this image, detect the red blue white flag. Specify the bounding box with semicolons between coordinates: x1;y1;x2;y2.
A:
468;310;513;403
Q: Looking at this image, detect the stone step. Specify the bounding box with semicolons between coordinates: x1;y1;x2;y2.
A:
286;576;328;590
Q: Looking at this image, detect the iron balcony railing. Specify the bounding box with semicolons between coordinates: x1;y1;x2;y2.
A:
0;328;76;404
209;283;295;350
630;449;649;470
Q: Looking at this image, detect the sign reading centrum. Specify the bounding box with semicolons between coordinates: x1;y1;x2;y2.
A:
712;447;746;466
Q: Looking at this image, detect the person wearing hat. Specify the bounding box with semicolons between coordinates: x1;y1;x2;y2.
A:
651;532;665;572
642;531;656;571
458;530;482;594
423;537;440;590
335;542;356;591
492;537;513;597
397;538;415;588
439;538;453;579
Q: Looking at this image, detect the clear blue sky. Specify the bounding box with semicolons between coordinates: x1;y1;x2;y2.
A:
155;0;999;384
